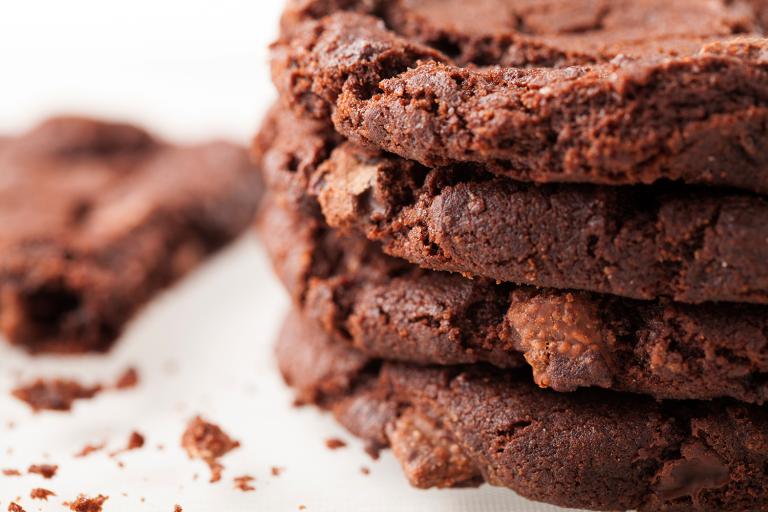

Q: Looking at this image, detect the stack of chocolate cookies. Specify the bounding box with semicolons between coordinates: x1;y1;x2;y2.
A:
255;1;768;510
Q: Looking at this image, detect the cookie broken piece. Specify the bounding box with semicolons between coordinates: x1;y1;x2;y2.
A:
272;11;768;194
276;311;768;512
0;116;261;353
181;416;241;483
65;494;108;512
12;379;101;412
258;196;768;404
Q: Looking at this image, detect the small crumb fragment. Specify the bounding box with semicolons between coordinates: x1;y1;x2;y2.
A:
234;475;255;492
28;464;58;479
270;466;284;477
64;494;108;512
110;431;145;456
174;506;182;512
360;466;370;475
364;445;381;460
181;416;240;483
2;468;21;476
299;506;306;511
325;438;347;450
30;488;55;501
114;368;139;390
12;379;101;412
126;431;145;449
75;443;105;458
8;503;25;512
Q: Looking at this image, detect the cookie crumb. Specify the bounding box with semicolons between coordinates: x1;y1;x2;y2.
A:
28;464;58;479
360;466;370;475
12;379;101;412
75;443;105;458
234;475;255;492
325;438;347;450
174;506;182;512
30;488;55;501
181;416;240;483
64;494;108;512
2;468;21;476
110;431;145;456
114;368;139;390
298;506;306;511
8;503;25;512
270;466;284;477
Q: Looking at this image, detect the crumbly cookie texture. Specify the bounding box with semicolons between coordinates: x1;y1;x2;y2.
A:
0;117;261;353
272;11;768;193
258;106;768;304
277;311;768;512
257;193;768;404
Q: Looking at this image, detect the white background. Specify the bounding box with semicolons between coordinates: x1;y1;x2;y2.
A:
0;2;583;511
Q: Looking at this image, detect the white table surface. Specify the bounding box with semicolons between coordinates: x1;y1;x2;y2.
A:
0;2;586;510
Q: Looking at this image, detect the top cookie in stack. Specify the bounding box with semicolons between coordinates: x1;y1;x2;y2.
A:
257;1;768;510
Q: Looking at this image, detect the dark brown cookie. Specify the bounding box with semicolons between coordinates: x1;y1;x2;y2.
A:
281;0;767;67
272;10;768;193
257;106;768;304
257;193;768;404
0;117;262;353
277;311;768;512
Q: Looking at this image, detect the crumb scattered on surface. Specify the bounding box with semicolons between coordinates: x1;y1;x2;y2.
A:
270;466;284;477
110;431;145;457
181;416;240;483
12;379;102;412
234;475;255;492
8;503;25;512
75;443;105;458
174;506;182;512
325;438;347;450
65;494;108;512
114;368;139;390
364;445;381;460
2;469;21;476
299;506;306;511
30;488;55;501
28;464;58;479
361;466;370;475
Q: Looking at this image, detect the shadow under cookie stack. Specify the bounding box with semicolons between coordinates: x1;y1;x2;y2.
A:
254;1;768;510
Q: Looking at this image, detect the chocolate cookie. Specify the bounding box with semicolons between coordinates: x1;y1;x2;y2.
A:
272;10;768;193
281;0;767;66
257;106;768;304
277;311;768;512
0;117;261;353
257;194;768;404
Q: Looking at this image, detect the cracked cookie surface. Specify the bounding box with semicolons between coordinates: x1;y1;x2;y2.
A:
257;106;768;304
272;6;768;193
257;191;768;404
276;311;768;512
